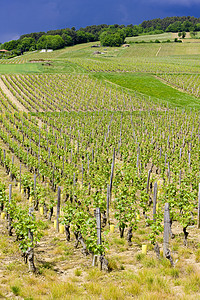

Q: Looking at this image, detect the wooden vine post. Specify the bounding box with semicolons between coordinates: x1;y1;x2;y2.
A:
163;203;170;254
163;203;174;266
153;182;157;222
62;156;65;175
167;162;170;184
96;207;102;270
52;163;55;190
96;207;102;245
106;184;110;223
8;184;12;236
109;148;115;204
34;173;37;209
56;186;61;232
146;169;151;194
28;207;36;272
10;156;14;180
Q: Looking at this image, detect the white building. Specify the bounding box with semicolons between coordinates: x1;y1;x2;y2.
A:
40;49;53;53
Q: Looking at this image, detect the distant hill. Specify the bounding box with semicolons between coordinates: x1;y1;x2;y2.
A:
0;16;200;55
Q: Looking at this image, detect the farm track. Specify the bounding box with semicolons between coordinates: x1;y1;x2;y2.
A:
156;47;162;57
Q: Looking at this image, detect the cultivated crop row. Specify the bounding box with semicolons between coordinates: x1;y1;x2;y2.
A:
0;74;199;271
1;74;153;112
67;57;200;74
159;74;200;97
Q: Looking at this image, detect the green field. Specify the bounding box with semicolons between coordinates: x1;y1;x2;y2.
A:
0;63;42;73
0;60;86;74
94;72;200;109
126;32;173;42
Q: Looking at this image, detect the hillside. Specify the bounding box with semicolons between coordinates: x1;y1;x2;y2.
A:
0;33;200;299
1;15;200;55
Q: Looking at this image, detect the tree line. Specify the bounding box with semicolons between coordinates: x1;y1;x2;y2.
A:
1;16;200;54
140;16;200;32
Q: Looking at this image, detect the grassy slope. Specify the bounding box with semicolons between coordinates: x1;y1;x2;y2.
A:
0;61;86;74
126;32;173;42
93;73;200;109
1;40;200;109
0;63;42;74
122;42;200;58
0;39;200;109
93;40;200;109
126;31;200;43
157;43;200;56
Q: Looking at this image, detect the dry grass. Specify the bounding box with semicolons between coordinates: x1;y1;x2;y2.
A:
1;216;200;300
0;164;200;300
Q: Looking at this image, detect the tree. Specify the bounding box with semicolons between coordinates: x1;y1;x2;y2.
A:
19;32;45;42
17;37;36;53
182;31;186;39
182;20;193;32
100;30;125;47
195;23;200;31
76;31;95;44
1;40;19;51
177;31;186;39
123;27;133;37
63;28;77;45
166;21;182;32
190;31;197;38
36;35;65;50
61;33;73;46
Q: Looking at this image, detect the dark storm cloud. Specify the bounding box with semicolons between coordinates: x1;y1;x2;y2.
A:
147;0;199;4
0;0;200;43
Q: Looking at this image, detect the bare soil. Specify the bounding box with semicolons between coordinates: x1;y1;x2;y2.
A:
0;76;28;112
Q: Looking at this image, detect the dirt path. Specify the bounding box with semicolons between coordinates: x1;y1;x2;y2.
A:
156;46;161;57
0;76;28;113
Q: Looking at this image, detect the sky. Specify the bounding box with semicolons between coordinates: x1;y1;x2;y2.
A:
0;0;200;43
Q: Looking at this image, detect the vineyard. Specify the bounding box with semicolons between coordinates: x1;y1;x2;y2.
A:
0;35;200;299
158;73;200;97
